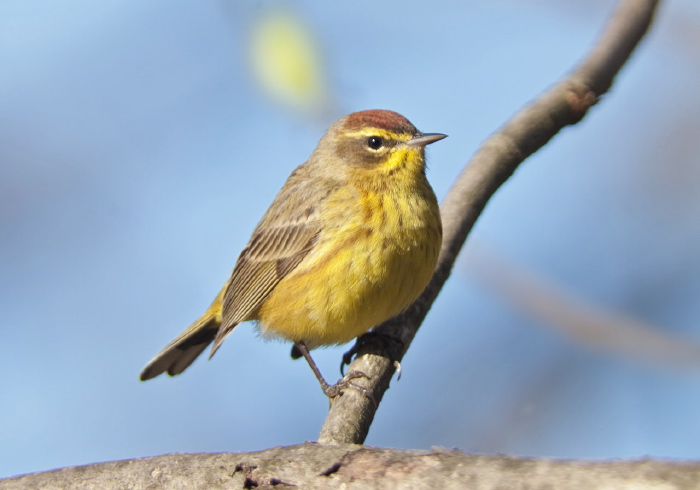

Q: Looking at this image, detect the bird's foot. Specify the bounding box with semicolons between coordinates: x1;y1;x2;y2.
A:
321;370;376;406
293;341;375;404
341;331;405;378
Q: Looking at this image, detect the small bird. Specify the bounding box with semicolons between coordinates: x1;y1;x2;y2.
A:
140;110;445;397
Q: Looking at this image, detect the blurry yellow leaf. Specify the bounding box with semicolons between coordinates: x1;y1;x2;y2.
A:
250;10;328;115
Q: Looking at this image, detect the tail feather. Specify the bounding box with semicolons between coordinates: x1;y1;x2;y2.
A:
140;285;227;381
139;316;220;380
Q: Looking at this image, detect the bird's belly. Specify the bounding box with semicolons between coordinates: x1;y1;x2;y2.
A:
255;219;440;347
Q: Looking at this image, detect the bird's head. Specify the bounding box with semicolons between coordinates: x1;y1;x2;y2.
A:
312;110;446;185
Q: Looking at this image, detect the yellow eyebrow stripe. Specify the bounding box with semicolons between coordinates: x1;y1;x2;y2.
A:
341;128;413;142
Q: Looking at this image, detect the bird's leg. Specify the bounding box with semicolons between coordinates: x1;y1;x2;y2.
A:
340;331;405;379
294;342;372;400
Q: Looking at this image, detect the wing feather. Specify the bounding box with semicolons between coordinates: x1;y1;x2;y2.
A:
210;207;322;354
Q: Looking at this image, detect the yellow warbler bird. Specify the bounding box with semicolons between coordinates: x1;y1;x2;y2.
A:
140;110;445;397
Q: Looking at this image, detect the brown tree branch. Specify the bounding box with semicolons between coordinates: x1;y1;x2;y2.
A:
5;443;700;490
466;242;700;367
317;0;661;445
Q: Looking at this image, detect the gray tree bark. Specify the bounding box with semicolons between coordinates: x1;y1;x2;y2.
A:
4;443;700;490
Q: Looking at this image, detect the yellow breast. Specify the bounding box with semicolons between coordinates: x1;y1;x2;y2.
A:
255;164;441;347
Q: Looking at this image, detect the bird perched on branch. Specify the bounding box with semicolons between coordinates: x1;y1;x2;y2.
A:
140;109;446;397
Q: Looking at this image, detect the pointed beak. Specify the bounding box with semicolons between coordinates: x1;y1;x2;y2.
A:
406;132;447;147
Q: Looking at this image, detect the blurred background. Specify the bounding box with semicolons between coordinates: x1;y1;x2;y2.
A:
2;0;700;479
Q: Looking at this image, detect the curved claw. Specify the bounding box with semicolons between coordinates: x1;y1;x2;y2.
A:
341;332;405;379
323;370;376;406
340;350;355;377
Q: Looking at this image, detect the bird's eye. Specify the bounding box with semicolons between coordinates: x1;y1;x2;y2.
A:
366;136;384;150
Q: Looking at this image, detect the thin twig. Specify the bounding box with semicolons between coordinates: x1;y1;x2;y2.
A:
318;0;661;445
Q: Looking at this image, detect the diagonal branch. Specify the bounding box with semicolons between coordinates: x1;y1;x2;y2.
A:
318;0;662;445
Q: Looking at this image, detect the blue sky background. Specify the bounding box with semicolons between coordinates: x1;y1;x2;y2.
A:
2;0;700;479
